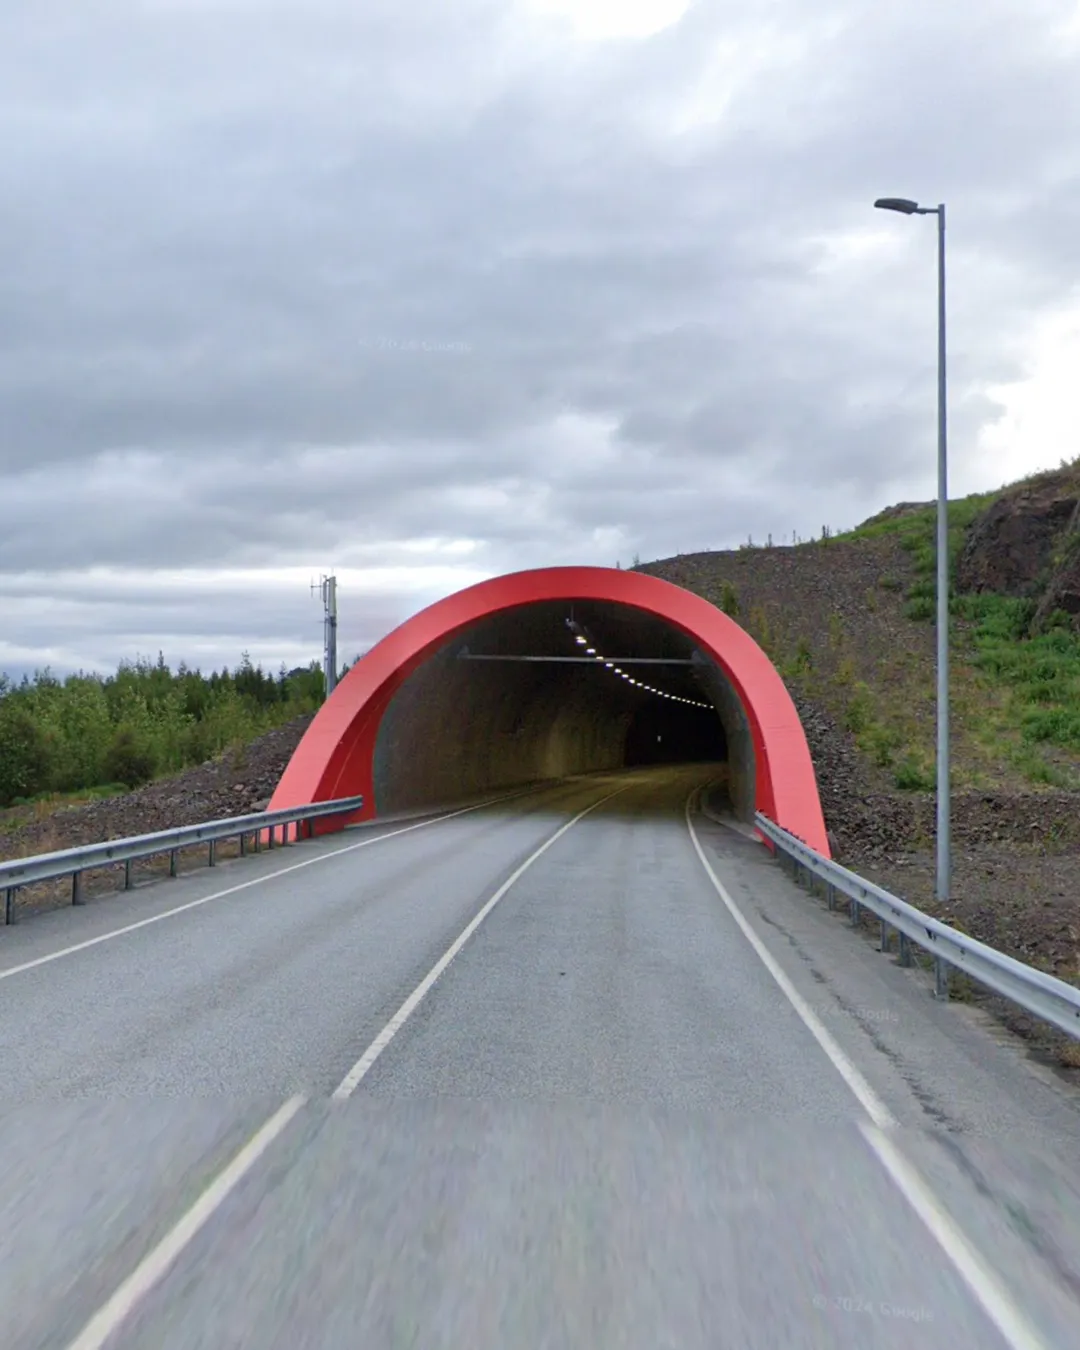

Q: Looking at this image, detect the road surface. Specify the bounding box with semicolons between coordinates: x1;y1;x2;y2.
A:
2;767;1080;1348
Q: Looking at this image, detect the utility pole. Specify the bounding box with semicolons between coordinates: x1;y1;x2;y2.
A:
311;574;338;699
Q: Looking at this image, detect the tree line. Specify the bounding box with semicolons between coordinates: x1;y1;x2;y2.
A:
0;653;333;807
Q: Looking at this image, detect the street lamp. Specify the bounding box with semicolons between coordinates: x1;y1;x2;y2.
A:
874;196;949;917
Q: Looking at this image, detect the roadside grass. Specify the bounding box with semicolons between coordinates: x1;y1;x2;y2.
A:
0;782;132;831
828;491;1080;791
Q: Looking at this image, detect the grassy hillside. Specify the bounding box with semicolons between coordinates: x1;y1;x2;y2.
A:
639;470;1080;796
839;490;1080;790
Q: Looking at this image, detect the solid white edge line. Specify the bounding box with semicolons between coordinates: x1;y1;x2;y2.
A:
858;1120;1052;1350
64;1093;307;1350
688;789;1049;1349
0;783;559;984
684;789;897;1130
331;783;632;1099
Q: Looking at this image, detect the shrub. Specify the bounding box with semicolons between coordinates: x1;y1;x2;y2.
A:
894;756;935;791
0;704;54;806
845;683;875;734
863;722;902;768
905;596;935;622
1020;708;1080;747
103;727;157;788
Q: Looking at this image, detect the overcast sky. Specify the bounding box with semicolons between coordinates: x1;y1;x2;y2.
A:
2;0;1079;680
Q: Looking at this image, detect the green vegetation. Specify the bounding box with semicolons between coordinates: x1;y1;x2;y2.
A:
719;580;740;618
0;654;327;808
835;482;1080;789
957;594;1080;754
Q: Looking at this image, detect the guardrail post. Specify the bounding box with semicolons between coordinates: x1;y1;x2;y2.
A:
267;827;274;850
124;860;133;891
826;882;836;912
208;839;216;868
169;849;178;877
899;934;913;967
934;956;950;1001
72;871;83;906
4;888;14;925
879;918;890;952
850;898;860;927
240;833;247;857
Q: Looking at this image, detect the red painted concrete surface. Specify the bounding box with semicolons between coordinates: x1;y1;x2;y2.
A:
266;566;830;857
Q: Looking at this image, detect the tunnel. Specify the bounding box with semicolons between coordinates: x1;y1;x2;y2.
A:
268;566;830;855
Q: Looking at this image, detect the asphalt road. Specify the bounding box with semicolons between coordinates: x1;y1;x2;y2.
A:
2;767;1080;1349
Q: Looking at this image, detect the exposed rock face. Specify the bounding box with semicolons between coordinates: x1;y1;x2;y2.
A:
1033;507;1080;630
956;466;1080;606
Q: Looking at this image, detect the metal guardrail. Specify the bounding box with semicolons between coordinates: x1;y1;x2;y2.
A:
1;795;365;925
755;812;1080;1043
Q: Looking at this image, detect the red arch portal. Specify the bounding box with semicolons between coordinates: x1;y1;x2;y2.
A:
268;566;830;855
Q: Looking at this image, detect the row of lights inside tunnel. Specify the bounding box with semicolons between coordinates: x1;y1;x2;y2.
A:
569;633;711;708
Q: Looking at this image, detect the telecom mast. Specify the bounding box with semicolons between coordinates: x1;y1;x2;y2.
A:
312;574;338;699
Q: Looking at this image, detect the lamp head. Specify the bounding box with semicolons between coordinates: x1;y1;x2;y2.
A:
874;197;921;214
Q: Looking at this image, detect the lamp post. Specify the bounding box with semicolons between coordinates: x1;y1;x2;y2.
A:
873;196;949;914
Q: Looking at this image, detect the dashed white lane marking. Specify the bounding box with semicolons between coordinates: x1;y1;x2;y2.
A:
64;1094;307;1350
331;783;633;1099
0;783;562;984
56;781;635;1348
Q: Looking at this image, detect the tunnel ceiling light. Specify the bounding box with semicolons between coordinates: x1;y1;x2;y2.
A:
565;623;711;709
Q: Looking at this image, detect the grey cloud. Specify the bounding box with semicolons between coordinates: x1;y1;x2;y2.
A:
1;0;1079;673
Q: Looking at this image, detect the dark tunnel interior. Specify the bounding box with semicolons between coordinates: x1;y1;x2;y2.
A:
371;598;754;818
624;700;728;766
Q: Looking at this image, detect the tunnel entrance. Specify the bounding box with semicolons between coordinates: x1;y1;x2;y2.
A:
269;564;831;855
370;596;738;815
